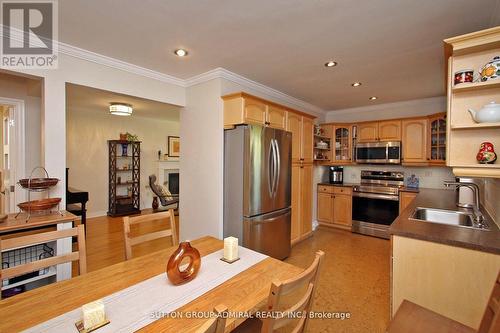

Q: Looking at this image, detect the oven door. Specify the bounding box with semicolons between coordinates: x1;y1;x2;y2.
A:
352;193;399;225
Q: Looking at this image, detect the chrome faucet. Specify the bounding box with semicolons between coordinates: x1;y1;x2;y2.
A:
444;181;485;226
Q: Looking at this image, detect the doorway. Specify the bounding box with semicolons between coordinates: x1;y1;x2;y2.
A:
0;98;25;214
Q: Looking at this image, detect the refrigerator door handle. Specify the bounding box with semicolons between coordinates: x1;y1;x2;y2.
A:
273;139;280;198
267;139;274;198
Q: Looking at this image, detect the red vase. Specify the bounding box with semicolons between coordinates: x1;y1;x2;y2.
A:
166;242;201;285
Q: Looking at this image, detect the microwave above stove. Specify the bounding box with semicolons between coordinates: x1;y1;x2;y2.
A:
355;141;401;164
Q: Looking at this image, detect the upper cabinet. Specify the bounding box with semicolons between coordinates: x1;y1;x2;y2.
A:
444;27;500;178
358;120;401;142
333;125;352;163
378;120;402;141
428;113;447;165
223;93;287;130
357;122;378;142
288;113;314;164
402;118;428;165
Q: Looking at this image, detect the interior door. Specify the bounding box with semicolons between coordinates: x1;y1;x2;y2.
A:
273;129;291;211
243;125;274;217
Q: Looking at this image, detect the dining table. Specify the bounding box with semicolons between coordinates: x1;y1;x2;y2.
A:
0;236;303;332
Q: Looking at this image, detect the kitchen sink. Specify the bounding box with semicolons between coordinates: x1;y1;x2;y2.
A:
410;207;489;230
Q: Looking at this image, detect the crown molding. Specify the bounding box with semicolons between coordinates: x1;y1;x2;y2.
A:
326;96;445;116
58;42;186;87
185;67;325;116
1;26;324;115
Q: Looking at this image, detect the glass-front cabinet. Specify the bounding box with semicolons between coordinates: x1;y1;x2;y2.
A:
333;125;352;164
428;114;446;165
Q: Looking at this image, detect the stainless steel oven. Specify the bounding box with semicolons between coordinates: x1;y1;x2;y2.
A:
355;141;401;164
351;171;404;239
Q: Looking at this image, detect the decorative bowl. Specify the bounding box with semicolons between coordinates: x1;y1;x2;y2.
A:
18;178;59;190
18;198;61;212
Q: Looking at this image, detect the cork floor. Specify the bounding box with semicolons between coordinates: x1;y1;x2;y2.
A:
285;227;391;333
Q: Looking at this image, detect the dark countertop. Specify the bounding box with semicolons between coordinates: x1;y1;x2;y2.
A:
389;188;500;255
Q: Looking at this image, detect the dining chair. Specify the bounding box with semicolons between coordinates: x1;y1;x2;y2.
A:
236;250;325;333
387;271;500;333
195;304;228;333
0;225;87;299
123;209;178;260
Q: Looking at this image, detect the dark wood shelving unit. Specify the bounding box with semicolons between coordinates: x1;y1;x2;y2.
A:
108;140;141;217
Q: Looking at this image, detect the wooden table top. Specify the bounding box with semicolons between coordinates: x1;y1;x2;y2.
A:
0;236;302;332
0;211;77;234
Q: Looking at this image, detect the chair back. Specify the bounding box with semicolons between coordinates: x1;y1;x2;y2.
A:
123;209;178;260
0;225;87;299
195;304;228;333
261;250;325;333
478;271;500;333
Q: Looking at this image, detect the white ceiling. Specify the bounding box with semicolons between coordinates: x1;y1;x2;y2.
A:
66;83;181;121
59;0;500;111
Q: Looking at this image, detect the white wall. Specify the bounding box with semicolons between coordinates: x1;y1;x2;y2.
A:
325;96;445;123
66;108;179;216
12;53;186;208
180;78;224;240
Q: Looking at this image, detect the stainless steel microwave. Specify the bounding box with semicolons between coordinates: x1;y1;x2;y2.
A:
355;141;401;164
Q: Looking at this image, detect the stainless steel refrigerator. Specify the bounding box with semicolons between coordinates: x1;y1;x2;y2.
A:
224;124;292;260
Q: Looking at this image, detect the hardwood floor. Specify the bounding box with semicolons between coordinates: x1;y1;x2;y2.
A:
73;210;179;274
77;215;390;333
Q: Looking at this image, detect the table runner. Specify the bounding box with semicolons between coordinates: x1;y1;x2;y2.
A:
23;247;267;333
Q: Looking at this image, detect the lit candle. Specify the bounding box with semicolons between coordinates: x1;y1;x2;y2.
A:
224;237;239;261
82;299;106;330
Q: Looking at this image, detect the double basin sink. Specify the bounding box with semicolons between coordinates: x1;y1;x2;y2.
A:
410;207;489;231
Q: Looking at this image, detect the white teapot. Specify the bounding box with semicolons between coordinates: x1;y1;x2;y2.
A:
468;102;500;123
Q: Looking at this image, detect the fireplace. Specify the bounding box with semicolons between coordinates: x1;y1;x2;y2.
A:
168;172;179;195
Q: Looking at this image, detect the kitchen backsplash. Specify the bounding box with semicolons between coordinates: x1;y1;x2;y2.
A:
332;165;456;189
483;178;500;225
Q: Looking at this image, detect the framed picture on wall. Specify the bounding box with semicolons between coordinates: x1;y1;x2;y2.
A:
167;136;180;158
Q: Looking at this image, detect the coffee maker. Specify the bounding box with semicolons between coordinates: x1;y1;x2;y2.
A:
329;166;344;184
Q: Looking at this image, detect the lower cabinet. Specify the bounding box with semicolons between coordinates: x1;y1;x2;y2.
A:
317;185;352;229
399;191;418;214
291;163;313;244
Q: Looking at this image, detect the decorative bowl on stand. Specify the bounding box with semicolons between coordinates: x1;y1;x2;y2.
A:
18;198;62;213
18;178;59;190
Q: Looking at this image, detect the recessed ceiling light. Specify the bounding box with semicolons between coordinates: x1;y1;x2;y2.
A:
324;61;337;67
351;82;362;87
174;48;188;57
369;96;378;100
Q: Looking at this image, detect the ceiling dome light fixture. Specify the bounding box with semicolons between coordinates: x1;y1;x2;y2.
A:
351;82;362;87
369;96;378;100
109;103;133;116
324;61;338;67
174;48;188;57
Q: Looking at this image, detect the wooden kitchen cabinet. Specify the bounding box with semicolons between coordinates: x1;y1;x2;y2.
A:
287;112;314;164
399;191;417;213
357;122;379;142
267;105;287;130
317;185;352;229
291;163;313;244
358;120;401;142
222;92;287;130
392;236;500;329
428;113;446;165
317;192;334;223
402;118;428;164
378;120;401;141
